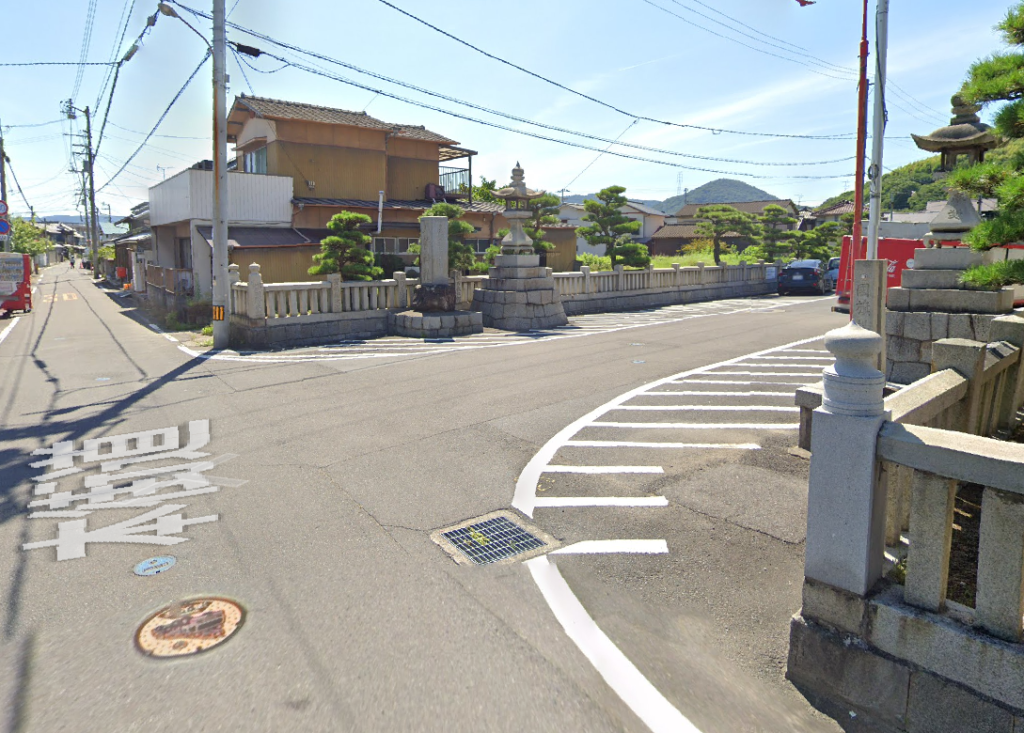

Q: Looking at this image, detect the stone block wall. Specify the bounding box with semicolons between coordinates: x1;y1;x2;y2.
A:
886;311;999;384
561;279;775;316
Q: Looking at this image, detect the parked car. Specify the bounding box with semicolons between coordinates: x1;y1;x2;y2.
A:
826;256;841;289
777;259;832;295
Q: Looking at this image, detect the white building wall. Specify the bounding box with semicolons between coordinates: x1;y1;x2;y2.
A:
149;169;293;226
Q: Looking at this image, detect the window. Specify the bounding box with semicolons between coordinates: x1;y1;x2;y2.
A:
372;237;419;254
243;147;267;174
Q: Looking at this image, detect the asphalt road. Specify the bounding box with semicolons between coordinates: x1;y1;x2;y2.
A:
0;266;847;733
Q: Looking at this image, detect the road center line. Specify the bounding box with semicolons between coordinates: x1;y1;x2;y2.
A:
543;465;665;474
551;540;669;555
526;556;702;733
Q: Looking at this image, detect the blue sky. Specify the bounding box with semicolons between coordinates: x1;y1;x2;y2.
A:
0;0;1014;218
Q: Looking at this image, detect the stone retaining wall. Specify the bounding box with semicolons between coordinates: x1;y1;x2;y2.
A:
885;311;999;384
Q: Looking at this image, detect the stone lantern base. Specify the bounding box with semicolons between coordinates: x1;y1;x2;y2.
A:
471;254;568;331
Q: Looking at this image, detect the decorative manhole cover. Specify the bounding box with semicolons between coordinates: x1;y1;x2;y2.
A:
433;511;556;566
135;597;244;658
134;556;176;577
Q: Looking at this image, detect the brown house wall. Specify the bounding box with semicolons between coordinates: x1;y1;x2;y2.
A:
229;245;323;284
387;157;439;200
544;229;577;272
268;141;385;200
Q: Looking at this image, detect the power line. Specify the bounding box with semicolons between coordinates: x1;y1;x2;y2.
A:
5;157;34;213
106;121;208;140
230;46;256;94
177;0;855;141
98;52;211;193
95;0;137;110
256;50;853;180
1;119;64;130
71;0;100;103
563;120;638;190
0;61;119;67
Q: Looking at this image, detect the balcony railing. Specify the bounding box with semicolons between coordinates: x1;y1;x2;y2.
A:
438;166;470;197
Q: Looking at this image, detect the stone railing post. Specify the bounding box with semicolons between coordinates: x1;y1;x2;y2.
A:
758;259;766;281
991;314;1024;432
328;273;342;313
852;259;888;372
647;263;654;290
581;265;591;295
672;262;680;288
931;338;987;434
393;271;407;308
228;264;240;314
697;261;705;284
246;263;265;320
805;322;888;597
614;264;624;291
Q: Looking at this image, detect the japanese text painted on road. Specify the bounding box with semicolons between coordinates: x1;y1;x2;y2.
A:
21;420;245;561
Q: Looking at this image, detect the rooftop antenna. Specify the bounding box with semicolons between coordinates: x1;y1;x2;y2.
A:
157;165;170;180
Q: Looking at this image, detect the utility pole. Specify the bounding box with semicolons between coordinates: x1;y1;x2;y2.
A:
84;107;100;276
212;0;230;349
851;0;870;263
866;0;890;260
1;127;9;253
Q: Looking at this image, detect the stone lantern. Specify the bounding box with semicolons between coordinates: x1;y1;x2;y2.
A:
911;94;1000;172
494;162;544;255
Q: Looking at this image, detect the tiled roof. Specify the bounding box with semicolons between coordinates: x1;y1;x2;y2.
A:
813;200;857;217
675;199;795;218
293;197;505;213
233;95;457;144
625;201;666;216
196;226;317;249
651;224;703;239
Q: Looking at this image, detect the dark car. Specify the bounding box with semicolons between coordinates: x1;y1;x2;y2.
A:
778;259;832;295
826;256;841;289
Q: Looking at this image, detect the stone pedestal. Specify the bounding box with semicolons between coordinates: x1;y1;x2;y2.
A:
886;247;1014;384
412;283;456;312
471;254;568;331
389;310;483;338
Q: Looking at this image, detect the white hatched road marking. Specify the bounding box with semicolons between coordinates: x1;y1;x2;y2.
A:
564;440;761;450
552;540;669;555
534;496;670;508
542;465;665;474
514;333;834;733
175;295;831;364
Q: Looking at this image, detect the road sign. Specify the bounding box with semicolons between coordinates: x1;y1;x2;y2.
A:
0;220;10;236
0;200;7;216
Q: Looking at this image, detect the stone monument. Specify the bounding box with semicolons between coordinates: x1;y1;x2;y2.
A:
388;214;482;338
471;163;568;331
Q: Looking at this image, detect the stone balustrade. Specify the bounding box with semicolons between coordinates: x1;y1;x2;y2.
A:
788;316;1024;730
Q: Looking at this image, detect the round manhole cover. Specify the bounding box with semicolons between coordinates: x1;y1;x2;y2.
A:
135;598;244;658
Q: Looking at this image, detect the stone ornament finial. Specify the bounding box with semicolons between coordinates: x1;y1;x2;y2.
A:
821;322;886;417
494;162;545;255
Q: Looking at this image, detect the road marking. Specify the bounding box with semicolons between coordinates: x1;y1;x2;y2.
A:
564;440;761;449
668;379;814;387
740;362;830;369
755;355;834;361
542;465;665;474
614;405;799;412
590;421;800;430
551;539;669;555
534;496;669;508
43;293;78;302
526;556;701;733
0;317;20;348
645;390;795;397
147;323;179;342
702;370;823;377
513;333;827;518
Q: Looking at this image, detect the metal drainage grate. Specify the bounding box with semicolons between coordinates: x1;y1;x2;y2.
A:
442;516;546;565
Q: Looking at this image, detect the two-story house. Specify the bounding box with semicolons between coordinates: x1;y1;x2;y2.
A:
558;200;666;256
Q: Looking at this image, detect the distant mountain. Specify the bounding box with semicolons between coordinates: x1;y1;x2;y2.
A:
559;179;778;215
659;179;779;215
560;194;664;209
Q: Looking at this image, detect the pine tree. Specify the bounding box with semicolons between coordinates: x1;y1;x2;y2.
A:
523;192;561;254
576;186;643;267
757;204;797;260
308;211;382;281
694;205;761;265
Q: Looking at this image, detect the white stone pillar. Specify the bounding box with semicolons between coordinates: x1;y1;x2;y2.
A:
805;322;889;596
419;216;448;286
246;263;265;320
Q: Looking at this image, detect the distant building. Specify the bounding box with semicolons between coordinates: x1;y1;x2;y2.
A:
649;199;797;257
558;200;666;256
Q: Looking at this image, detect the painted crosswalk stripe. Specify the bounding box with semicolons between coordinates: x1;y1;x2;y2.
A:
590;421;799;430
551;540;669;555
669;379;814;386
755;355;834;361
703;370;823;377
543;465;665;474
534;496;669;508
614;405;799;412
564;440;761;449
645;390;795;397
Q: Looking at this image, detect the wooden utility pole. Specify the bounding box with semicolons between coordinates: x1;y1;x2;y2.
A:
84;107;100;275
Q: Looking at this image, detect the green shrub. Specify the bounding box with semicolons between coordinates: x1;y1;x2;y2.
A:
960;258;1024;289
374;253;407;279
577;253;612;271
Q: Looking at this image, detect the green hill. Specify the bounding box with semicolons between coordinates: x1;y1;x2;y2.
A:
659;179;779;214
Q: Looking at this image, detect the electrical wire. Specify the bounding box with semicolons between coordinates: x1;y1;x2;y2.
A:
563;120;638;190
230;46;256;94
254;50;853;180
0;61;119;67
97;51;210;193
106;121;208;140
1;118;64;130
5;157;34;213
71;0;100;103
95;0;137;110
173;0;856;141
